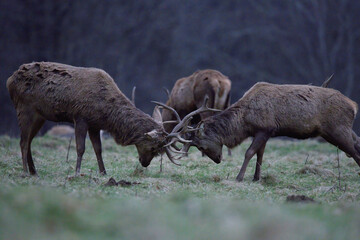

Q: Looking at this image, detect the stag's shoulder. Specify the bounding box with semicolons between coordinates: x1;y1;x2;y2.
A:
241;82;272;98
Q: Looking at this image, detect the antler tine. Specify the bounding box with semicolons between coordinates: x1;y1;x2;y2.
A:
181;142;192;154
168;145;188;155
164;138;177;148
184;127;200;133
151;101;181;123
131;86;136;106
163;87;170;99
171;96;220;134
165;147;182;166
163;120;179;124
167;132;192;143
171;143;181;151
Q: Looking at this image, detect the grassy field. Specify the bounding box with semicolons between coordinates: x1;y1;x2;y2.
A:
1;134;360;239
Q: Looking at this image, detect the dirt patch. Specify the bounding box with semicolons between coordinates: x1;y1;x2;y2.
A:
104;177;141;187
286;195;316;203
212;175;221;182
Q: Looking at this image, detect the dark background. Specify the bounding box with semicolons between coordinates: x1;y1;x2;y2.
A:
1;0;360;136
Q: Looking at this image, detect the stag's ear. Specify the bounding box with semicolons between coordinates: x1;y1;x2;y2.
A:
145;129;160;139
152;106;163;125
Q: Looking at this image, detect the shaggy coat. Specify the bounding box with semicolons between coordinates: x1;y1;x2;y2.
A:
7;62;166;175
191;82;360;181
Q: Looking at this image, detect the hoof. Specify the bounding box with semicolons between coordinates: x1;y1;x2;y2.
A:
252;177;260;182
235;177;243;182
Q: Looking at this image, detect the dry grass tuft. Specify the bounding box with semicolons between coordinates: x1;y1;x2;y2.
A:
297;165;335;177
286;195;316;203
261;172;279;185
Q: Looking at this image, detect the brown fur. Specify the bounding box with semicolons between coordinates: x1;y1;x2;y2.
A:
7;62;166;175
162;69;231;132
192;82;360;181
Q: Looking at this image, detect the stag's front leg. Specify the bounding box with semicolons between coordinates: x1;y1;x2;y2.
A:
74;118;88;175
236;132;269;182
88;128;106;175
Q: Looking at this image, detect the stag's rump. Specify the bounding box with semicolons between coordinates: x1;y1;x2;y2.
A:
239;82;358;138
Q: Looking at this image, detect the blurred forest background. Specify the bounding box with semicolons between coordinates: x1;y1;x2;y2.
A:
1;0;360;136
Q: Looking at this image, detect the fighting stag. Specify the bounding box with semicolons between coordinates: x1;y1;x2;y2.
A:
7;62;190;176
183;82;360;182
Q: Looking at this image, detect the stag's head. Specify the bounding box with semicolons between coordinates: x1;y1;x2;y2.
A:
135;105;191;167
152;95;222;165
187;122;223;163
136;129;166;167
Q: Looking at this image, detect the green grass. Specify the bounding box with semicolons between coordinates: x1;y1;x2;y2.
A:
1;135;360;239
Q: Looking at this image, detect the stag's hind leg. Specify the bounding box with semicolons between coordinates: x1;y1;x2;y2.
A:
236;132;270;182
322;128;360;167
88;128;106;175
253;142;267;181
18;110;45;175
227;147;232;156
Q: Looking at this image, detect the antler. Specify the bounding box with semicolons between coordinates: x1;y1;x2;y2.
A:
163;87;170;99
152;95;222;166
151;101;181;123
131;86;136;106
170;95;221;134
165;147;182;166
321;74;334;88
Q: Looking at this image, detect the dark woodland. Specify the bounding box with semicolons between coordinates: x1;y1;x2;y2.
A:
1;0;360;136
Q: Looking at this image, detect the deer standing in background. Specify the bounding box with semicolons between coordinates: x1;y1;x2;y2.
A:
7;62;212;176
183;82;360;181
162;69;232;155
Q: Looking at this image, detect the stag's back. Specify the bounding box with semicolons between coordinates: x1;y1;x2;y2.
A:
163;69;231;132
192;70;231;110
7;62;131;124
236;82;358;137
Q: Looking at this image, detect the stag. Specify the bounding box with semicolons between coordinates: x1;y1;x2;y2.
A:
183;82;360;181
6;62;206;176
162;69;232;155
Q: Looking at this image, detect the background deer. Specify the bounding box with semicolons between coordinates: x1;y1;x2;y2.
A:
7;62;195;176
162;69;232;155
184;82;360;182
47;125;74;138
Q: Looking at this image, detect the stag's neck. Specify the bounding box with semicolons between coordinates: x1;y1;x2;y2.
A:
204;107;248;148
104;98;162;146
